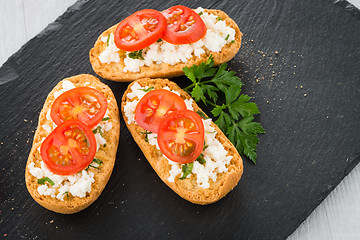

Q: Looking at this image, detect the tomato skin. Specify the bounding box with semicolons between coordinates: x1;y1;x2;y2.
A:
114;9;167;51
157;109;204;164
50;87;108;129
162;5;207;44
134;89;187;133
40;120;96;175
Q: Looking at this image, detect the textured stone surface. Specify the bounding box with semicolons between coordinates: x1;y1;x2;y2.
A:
0;0;359;239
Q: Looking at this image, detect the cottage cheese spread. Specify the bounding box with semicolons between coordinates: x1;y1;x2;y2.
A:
29;80;112;200
123;83;232;189
98;7;236;73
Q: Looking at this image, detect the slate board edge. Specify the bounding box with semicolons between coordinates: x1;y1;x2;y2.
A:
336;0;360;19
286;155;360;239
0;0;90;71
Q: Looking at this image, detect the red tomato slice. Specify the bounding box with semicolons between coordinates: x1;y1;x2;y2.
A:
40;120;97;175
134;89;187;133
162;5;207;44
114;9;167;51
51;87;108;128
157;110;204;164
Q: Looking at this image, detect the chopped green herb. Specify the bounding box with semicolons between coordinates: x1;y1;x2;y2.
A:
179;162;194;179
140;130;152;143
86;165;99;170
179;143;208;178
156;38;162;43
196;110;209;119
225;34;230;41
128;49;144;60
106;34;111;47
103;144;106;147
139;87;154;93
231;40;235;43
63;191;69;197
92;126;103;137
93;158;103;165
183;56;264;164
86;158;103;171
196;154;206;164
102;117;110;121
198;11;203;16
38;177;55;186
216;16;222;21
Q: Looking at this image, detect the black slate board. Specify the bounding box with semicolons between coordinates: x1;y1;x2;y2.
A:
0;0;359;239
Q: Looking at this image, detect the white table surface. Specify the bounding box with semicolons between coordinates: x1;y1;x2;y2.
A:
1;1;359;239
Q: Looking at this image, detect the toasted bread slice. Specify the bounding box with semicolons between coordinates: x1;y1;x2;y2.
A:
25;74;120;214
90;9;242;82
121;78;243;204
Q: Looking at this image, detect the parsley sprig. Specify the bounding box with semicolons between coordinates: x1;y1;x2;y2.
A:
183;56;264;164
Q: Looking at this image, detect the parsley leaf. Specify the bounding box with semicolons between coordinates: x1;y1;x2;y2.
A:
229;95;259;120
179;162;193;180
227;117;264;164
102;117;110;121
216;16;222;21
183;56;264;164
198;11;203;16
128;50;144;60
38;177;55;186
183;56;217;84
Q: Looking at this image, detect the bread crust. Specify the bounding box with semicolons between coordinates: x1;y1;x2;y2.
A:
89;9;243;82
25;74;120;214
121;78;243;204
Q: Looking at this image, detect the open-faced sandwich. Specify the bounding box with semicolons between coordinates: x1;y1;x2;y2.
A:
90;5;242;81
25;74;120;214
121;78;243;204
